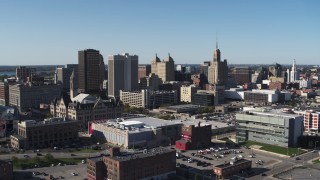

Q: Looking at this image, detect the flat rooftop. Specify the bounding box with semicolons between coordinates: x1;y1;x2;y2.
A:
239;107;303;118
160;104;201;110
108;147;175;162
215;159;251;169
127;116;182;128
20;118;77;127
172;119;234;129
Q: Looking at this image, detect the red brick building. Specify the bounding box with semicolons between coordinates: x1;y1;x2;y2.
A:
176;122;211;150
87;147;176;180
0;82;9;106
269;81;285;90
213;159;252;179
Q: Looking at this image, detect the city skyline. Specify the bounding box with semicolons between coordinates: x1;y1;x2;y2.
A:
0;0;319;65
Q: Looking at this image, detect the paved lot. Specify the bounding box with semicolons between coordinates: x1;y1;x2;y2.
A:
274;166;320;180
15;164;87;180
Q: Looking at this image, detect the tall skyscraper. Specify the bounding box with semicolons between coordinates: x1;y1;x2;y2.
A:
78;49;105;94
54;64;78;92
268;63;282;78
290;59;298;82
208;43;228;86
151;54;175;82
108;53;138;97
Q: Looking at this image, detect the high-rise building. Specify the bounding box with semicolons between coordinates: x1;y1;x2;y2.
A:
229;66;251;85
16;66;36;82
151;54;175;82
54;64;78;92
268;63;282;78
108;53;138;97
138;65;151;80
208;43;228;86
78;49;105;94
0;82;9;106
290;59;298;82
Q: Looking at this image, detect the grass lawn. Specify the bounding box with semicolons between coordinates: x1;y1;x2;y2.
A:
11;154;84;169
240;141;305;156
313;158;320;164
73;148;101;153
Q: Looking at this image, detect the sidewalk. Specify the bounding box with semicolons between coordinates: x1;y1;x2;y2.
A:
250;147;290;158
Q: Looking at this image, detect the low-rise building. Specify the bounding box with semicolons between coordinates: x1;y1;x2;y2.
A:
87;147;176;180
89;116;182;148
236;107;304;147
9;83;61;111
175;122;211;150
0;159;13;180
192;92;215;106
10;118;78;149
120;90;177;109
51;93;123;129
213;159;252;179
295;110;320;134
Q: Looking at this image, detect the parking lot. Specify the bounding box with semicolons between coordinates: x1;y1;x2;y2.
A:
176;143;280;177
15;164;87;180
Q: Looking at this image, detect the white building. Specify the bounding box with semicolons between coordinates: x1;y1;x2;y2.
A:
180;84;200;103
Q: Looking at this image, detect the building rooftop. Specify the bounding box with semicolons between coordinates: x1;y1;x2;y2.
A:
20;118;77;127
239;107;303;118
215;159;251;169
172;119;233;129
108;147;175;162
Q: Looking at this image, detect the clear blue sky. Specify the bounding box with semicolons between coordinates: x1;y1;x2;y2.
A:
0;0;319;65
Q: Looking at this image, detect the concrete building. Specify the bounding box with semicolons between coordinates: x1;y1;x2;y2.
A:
16;66;36;82
120;90;177;109
54;64;78;92
9;83;61;111
108;53;138;97
192;92;215;106
151;54;175;82
191;73;208;89
89;116;182;148
175;122;211;150
0;82;9;106
138;73;161;91
213;159;252;179
10;118;79;149
236;108;304;147
199;61;211;81
290;59;298;82
208;43;228;86
51;93;123;129
158;104;201;114
180;84;200;103
78;49;105;94
0;159;13;180
138;64;151;80
87;147;176;180
242;89;291;105
295;110;320;133
269;63;282;78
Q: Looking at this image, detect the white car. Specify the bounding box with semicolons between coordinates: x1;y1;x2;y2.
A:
71;172;77;176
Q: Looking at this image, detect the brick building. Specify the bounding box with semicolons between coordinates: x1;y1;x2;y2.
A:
0;82;9;106
176;122;211;150
87;147;176;180
213;159;252;179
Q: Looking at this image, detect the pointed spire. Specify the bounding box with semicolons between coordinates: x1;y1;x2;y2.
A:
168;52;170;57
216;32;218;49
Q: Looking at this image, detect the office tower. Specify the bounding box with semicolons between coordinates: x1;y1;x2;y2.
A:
0;82;9;106
229;66;251;85
78;49;105;94
108;53;138;97
290;59;298;82
55;65;78;92
208;43;228;86
151;54;175;82
268;63;282;77
16;66;36;82
138;64;151;79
